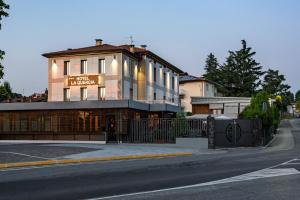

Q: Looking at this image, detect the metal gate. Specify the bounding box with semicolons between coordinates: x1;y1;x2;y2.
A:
124;118;206;143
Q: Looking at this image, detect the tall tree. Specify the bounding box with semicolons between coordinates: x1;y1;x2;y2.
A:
3;81;11;96
0;85;8;101
203;53;219;83
262;69;292;109
218;40;264;96
262;69;290;97
0;0;9;79
295;90;300;101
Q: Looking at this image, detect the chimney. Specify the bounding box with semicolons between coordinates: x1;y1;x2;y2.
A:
95;39;103;46
140;45;147;50
129;44;135;53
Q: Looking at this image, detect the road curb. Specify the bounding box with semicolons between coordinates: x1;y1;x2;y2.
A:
0;152;193;170
264;129;279;148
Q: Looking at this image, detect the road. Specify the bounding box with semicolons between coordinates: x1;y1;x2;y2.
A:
0;119;300;200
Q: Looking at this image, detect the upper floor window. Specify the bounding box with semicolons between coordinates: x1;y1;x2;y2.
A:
98;87;105;100
172;76;175;90
63;88;70;101
80;60;87;74
163;72;166;86
154;92;157;100
98;59;105;74
154;67;157;82
64;61;70;75
80;87;87;101
129;59;134;77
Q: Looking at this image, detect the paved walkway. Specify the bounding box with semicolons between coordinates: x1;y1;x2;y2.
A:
42;142;221;160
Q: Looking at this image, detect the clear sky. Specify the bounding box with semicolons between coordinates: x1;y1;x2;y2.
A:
0;0;299;95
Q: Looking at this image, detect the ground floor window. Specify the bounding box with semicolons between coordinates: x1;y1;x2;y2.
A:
80;87;87;101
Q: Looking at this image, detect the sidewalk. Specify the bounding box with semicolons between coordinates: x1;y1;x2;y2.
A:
0;137;228;170
0;142;208;170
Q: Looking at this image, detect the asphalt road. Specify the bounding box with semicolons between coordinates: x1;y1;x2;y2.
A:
0;143;98;163
0;119;300;200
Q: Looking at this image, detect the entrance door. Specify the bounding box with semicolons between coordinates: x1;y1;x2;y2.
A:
106;115;117;143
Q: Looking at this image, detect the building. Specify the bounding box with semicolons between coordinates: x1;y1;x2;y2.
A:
45;39;181;104
0;39;183;141
179;73;222;113
191;96;251;118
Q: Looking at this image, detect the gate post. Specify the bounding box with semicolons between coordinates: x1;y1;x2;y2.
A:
207;116;215;149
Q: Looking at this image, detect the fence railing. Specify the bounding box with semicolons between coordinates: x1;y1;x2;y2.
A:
122;118;206;143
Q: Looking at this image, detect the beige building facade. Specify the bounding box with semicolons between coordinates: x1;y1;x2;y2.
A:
179;74;221;113
44;39;182;105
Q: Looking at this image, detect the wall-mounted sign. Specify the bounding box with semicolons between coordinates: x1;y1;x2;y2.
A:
67;75;99;86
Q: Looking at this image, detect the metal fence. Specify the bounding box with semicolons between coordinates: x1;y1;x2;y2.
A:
122;118;206;143
207;118;273;148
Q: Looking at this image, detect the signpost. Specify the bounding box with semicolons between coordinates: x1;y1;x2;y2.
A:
67;75;99;86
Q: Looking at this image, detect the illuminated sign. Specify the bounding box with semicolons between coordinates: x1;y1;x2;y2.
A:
67;75;99;86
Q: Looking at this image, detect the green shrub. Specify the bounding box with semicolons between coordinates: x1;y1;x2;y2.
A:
240;91;280;127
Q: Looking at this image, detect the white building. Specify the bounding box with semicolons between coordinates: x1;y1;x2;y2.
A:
191;96;251;119
43;39;182;106
179;74;222;113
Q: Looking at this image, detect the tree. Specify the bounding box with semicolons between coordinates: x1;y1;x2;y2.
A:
3;81;11;96
262;69;290;96
0;0;9;80
297;100;300;111
295;90;300;101
262;69;292;109
240;91;279;126
218;40;264;97
203;53;219;83
0;85;9;101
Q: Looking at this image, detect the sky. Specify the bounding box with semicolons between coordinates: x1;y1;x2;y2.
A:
0;0;299;95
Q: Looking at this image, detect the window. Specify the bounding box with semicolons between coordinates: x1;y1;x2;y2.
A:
172;76;175;90
154;92;157;100
163;95;166;100
80;60;87;74
98;87;105;100
130;88;133;100
63;88;70;101
129;60;134;77
64;61;70;75
163;72;166;86
80;87;87;101
98;59;105;74
154;67;157;82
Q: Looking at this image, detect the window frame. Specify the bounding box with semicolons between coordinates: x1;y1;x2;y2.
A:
64;61;70;76
98;87;105;100
172;76;175;90
98;59;105;74
80;60;87;74
63;88;70;101
154;67;157;82
80;87;87;101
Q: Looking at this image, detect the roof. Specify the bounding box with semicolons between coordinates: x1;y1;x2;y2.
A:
179;74;201;82
0;100;180;113
42;43;183;73
191;96;251;105
179;73;221;87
